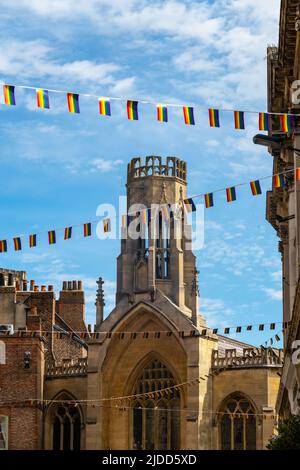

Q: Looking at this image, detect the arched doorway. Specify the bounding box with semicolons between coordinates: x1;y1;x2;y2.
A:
131;359;180;450
218;393;257;450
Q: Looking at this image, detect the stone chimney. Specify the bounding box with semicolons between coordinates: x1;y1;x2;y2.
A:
57;280;87;333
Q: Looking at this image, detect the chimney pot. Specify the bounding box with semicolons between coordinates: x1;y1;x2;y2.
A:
78;280;83;290
15;280;20;291
88;324;92;333
23;280;28;291
48;285;53;292
68;281;72;290
62;281;67;291
34;285;39;292
73;280;77;290
41;285;46;292
30;280;35;291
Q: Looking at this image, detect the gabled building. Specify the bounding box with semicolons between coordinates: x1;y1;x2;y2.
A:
0;157;282;450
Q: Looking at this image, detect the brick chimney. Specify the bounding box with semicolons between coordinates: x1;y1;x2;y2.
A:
57;280;87;333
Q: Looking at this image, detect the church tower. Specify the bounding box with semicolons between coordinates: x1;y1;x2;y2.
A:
115;156;202;326
88;156;214;451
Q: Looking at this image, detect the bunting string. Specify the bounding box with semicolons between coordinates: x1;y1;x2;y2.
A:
263;331;282;348
0;166;299;254
0;399;278;419
0;372;279;419
1;83;299;131
0;321;289;339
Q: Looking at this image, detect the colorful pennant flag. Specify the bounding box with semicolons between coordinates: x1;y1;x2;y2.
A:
296;168;300;181
13;237;22;251
224;327;230;334
67;93;80;114
236;326;242;333
247;325;252;331
250;180;262;196
275;334;280;341
234;111;245;130
259;113;269;131
280;114;294;133
226;187;236;202
183;198;196;212
103;218;111;233
157;104;168;122
208;108;220;128
0;240;7;253
183;106;195;125
98;97;111;116
29;234;37;248
48;230;56;245
270;323;276;330
204;193;214;208
64;227;72;240
259;324;264;331
3;85;16;105
273;174;285;188
36;88;50;109
84;223;92;237
127;100;138;120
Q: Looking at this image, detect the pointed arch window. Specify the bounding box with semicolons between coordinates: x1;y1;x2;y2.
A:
51;403;81;450
132;359;180;450
218;394;256;450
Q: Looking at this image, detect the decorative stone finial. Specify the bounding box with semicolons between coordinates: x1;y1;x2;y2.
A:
95;277;105;330
96;277;105;307
191;267;200;297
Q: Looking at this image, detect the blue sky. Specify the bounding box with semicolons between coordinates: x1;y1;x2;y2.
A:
0;0;283;346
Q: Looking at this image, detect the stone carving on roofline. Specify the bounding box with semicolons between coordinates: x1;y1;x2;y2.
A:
212;347;284;370
127;156;187;181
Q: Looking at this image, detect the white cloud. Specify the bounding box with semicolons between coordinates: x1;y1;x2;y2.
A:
200;297;235;327
0;0;281;112
263;288;283;301
91;158;123;173
0;39;134;92
109;77;137;96
271;270;282;282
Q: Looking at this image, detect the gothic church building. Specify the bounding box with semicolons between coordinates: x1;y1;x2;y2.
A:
0;157;282;450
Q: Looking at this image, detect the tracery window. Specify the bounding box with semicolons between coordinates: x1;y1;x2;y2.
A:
0;415;8;450
219;394;256;450
132;359;180;450
52;405;81;450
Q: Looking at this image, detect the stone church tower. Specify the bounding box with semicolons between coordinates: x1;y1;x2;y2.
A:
0;157;283;451
86;156;217;449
